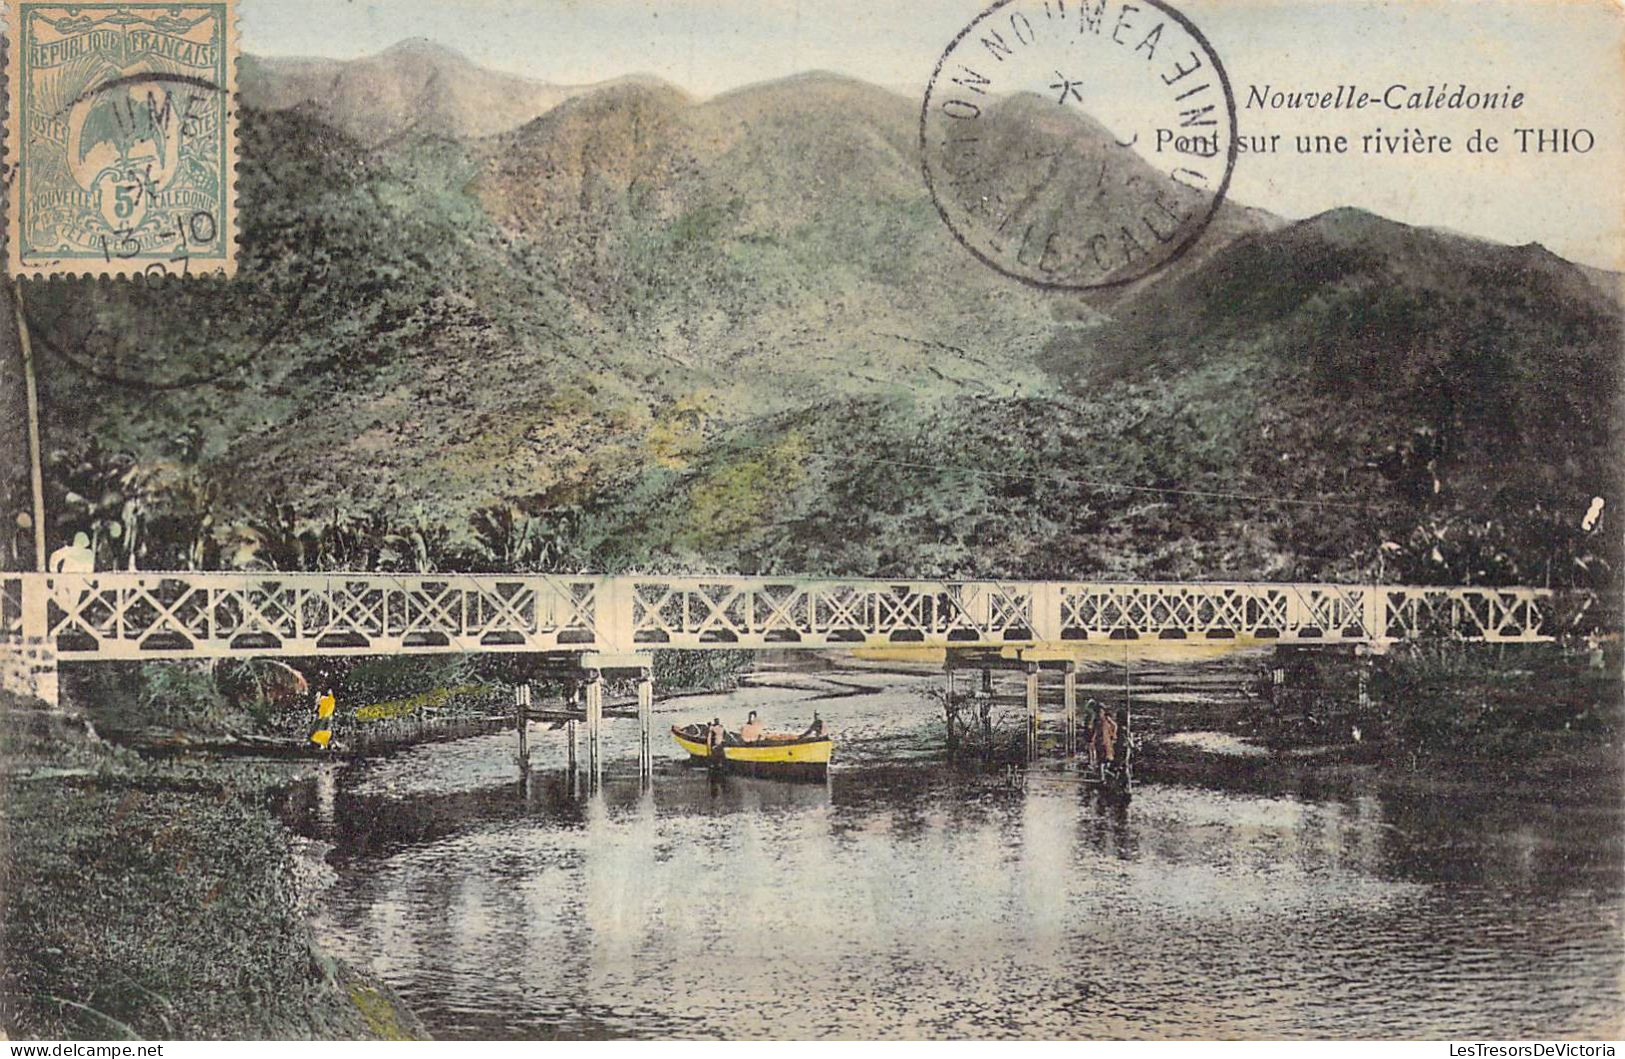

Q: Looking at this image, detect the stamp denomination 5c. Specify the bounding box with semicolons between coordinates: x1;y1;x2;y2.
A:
5;0;237;277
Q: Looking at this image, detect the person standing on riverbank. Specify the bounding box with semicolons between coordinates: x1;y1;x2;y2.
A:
310;688;337;749
1089;700;1118;775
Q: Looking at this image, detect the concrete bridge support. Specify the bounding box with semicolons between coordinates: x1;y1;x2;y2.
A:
1063;663;1077;758
584;671;603;782
637;670;654;781
1;577;58;707
1267;643;1387;719
576;652;655;787
514;682;531;767
1025;664;1040;761
947;649;1081;761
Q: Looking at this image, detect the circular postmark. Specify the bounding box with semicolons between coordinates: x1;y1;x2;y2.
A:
20;68;264;388
921;0;1237;290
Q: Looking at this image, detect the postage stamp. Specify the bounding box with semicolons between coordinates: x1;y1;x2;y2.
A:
4;0;237;277
921;0;1236;290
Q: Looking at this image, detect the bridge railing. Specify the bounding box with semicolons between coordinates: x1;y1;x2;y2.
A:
623;577;1038;646
2;572;603;659
0;572;1590;659
1058;583;1565;644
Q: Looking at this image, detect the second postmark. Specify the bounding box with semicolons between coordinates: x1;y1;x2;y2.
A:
921;0;1237;290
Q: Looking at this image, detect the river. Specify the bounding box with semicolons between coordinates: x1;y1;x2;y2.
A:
279;656;1624;1039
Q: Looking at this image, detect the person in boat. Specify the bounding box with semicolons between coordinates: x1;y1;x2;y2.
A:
801;712;825;739
740;710;765;743
1090;699;1118;774
706;717;726;753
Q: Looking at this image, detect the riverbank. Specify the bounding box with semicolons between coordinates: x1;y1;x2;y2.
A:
832;641;1622;798
1123;640;1622;806
0;690;428;1040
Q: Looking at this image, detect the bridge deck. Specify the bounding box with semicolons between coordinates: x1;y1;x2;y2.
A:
0;572;1572;662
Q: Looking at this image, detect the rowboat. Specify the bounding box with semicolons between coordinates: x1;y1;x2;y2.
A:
671;723;833;780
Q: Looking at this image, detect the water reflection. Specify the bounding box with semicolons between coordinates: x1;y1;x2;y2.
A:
281;663;1624;1039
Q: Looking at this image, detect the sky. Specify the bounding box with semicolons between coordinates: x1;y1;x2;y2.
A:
242;0;1625;269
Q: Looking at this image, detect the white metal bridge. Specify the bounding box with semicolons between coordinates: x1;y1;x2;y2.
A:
0;572;1592;774
0;571;1573;666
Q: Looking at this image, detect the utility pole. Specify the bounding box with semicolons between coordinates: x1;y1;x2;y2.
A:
11;281;46;572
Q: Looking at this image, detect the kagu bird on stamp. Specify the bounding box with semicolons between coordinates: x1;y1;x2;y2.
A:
4;0;238;277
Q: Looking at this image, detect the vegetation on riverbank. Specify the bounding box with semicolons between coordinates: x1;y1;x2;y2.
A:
1146;641;1621;780
57;647;753;751
910;638;1624;775
0;690;427;1039
649;649;752;696
0;640;749;1039
1374;640;1620;760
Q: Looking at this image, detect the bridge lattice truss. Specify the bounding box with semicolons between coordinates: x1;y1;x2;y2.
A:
0;573;1592;661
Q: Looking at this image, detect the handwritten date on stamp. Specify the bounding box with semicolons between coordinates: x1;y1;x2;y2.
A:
5;1;237;278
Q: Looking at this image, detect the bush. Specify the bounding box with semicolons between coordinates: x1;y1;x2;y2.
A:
651;649;751;694
64;661;250;738
1378;643;1619;757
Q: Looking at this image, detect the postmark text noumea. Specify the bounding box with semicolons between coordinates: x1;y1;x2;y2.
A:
922;0;1236;290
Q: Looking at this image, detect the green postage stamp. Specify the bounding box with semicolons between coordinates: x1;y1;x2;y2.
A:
4;0;237;277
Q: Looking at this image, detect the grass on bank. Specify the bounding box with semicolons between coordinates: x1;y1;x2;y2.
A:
0;690;426;1040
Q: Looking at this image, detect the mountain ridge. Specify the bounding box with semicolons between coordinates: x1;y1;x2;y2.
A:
239;40;684;144
0;56;1615;586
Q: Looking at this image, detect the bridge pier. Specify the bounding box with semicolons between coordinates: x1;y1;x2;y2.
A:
1025;664;1040;761
514;682;531;768
575;652;656;786
637;670;654;781
1;577;58;708
949;649;1077;761
1063;663;1077;758
584;671;603;782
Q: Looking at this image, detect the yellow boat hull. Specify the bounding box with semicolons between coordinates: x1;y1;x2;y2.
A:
672;725;833;778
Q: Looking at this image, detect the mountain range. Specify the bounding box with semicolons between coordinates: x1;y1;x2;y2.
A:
238;39;675;144
2;41;1618;586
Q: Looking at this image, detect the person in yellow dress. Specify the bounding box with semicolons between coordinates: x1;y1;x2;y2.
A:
310;688;337;749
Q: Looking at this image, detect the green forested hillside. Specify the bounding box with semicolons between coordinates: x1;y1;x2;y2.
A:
2;65;1617;590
